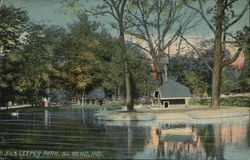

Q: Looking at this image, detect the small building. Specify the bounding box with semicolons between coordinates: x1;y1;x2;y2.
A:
153;79;192;107
85;88;105;105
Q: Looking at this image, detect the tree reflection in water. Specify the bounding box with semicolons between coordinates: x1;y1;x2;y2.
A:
143;121;250;160
198;125;216;159
44;110;51;129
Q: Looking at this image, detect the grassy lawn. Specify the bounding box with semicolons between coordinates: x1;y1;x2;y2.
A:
190;96;250;107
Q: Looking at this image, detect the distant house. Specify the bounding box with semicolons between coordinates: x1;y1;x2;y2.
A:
153;79;192;107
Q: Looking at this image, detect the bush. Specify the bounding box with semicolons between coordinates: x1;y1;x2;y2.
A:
190;97;250;107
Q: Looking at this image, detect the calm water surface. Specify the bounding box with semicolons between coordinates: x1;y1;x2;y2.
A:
0;109;249;160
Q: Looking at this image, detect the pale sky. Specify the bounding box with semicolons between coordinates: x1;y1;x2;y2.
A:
3;0;249;55
4;0;249;36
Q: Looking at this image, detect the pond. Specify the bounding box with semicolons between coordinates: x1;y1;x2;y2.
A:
0;109;249;160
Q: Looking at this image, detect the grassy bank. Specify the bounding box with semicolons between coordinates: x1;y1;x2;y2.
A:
190;96;250;107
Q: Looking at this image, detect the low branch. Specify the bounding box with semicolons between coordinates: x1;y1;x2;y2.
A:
179;34;213;71
126;31;148;41
126;40;151;53
222;47;243;67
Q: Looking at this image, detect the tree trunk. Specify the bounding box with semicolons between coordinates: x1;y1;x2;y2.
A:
211;0;224;108
77;94;81;105
125;68;133;110
215;125;225;160
81;91;85;105
119;24;134;111
211;66;222;108
123;43;134;111
117;88;120;98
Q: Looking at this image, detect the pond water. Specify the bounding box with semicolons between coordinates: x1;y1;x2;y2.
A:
0;109;249;160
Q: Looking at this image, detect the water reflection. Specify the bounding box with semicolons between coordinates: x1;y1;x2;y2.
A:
0;110;249;160
44;110;51;129
136;122;250;160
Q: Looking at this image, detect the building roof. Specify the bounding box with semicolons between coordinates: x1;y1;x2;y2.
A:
158;79;192;99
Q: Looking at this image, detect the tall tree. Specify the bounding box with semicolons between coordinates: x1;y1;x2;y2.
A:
55;14;101;105
183;0;249;108
0;24;58;106
60;0;134;110
0;5;30;106
125;0;195;84
85;0;134;110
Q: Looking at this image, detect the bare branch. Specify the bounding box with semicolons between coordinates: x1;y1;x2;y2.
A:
163;33;179;51
135;0;155;54
225;32;237;39
126;40;151;53
126;31;148;41
183;0;216;34
179;34;213;71
224;3;249;31
85;8;119;22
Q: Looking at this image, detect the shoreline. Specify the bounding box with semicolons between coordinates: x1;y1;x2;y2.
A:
94;106;250;125
1;104;249;125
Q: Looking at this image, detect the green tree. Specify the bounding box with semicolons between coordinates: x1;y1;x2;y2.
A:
102;45;156;99
62;52;100;105
185;72;209;97
0;28;47;105
10;24;61;106
53;14;102;105
0;5;29;55
90;0;134;110
238;63;250;92
169;54;211;97
0;5;30;106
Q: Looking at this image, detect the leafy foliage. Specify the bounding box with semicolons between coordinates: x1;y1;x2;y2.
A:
0;5;29;55
101;45;156;98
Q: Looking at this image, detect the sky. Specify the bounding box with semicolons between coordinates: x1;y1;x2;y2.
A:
4;0;74;27
3;0;249;35
3;0;250;54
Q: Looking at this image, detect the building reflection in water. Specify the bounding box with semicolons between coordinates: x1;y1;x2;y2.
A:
144;121;250;160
